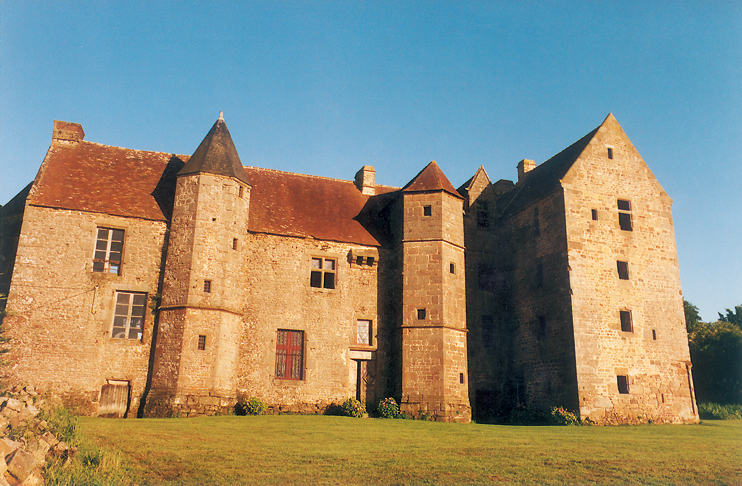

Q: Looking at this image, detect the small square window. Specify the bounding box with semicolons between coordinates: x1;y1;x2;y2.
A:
310;257;336;289
367;256;375;266
450;263;455;274
197;335;206;350
617;199;631;211
356;256;364;265
617;261;629;280
423;205;432;217
417;309;426;320
204;280;212;293
357;320;372;346
591;209;598;221
617;375;629;394
620;310;633;332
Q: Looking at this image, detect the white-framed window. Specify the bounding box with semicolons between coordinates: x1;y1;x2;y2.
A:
93;228;124;274
112;291;146;340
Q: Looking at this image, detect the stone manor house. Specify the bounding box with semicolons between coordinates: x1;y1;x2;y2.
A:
0;113;698;424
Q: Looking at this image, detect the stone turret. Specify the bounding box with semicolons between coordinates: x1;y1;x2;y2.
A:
398;161;471;422
145;113;251;416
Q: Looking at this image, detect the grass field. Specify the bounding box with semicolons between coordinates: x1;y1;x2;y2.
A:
78;415;741;485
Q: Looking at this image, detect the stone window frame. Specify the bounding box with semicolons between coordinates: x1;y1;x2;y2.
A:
617;261;630;280
275;329;305;381
352;318;376;350
103;284;151;344
111;290;147;341
617;199;633;231
307;251;341;292
197;335;207;351
617;375;630;394
92;226;126;275
620;309;633;333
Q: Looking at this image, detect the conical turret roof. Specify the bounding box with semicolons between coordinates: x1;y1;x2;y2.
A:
401;161;461;198
178;113;250;184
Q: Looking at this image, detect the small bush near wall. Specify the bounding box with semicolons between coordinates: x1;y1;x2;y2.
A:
340;398;366;418
235;397;268;416
376;397;401;419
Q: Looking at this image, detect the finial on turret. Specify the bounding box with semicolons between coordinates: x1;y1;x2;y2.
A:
219;111;224;121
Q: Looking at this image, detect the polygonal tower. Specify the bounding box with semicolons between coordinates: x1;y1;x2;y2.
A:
145;113;251;416
399;162;471;422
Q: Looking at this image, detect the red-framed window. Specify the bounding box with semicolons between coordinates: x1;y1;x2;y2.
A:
275;330;304;380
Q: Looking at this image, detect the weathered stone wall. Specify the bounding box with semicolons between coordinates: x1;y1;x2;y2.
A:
0;184;31;305
4;204;167;416
562;119;697;424
235;232;386;413
502;189;579;412
400;191;470;422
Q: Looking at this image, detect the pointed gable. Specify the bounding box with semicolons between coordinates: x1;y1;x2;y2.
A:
496;120;602;218
402;161;462;198
179;114;250;185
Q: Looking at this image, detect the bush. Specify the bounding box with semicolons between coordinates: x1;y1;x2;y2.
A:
550;406;581;426
699;402;742;420
340;398;366;418
377;397;401;419
235;397;268;416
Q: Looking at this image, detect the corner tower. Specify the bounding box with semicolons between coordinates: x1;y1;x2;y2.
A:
146;113;251;416
399;162;471;422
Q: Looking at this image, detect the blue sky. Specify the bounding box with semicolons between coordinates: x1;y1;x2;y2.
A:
1;1;740;321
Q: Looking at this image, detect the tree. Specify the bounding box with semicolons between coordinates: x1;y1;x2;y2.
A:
684;300;702;333
718;305;742;330
688;320;742;404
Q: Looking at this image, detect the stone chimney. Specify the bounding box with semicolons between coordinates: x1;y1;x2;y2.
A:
517;159;536;184
354;166;376;195
52;121;85;142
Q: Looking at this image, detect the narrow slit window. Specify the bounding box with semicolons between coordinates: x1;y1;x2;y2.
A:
197;335;206;350
620;310;633;332
459;373;465;384
204;280;212;293
423;205;432;217
607;147;614;159
232;238;239;250
617;261;629;280
652;329;657;340
417;309;426;320
617;375;630;394
450;263;455;274
591;209;598;221
238;186;244;198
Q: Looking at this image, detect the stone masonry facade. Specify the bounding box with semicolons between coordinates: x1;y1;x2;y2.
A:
0;113;698;424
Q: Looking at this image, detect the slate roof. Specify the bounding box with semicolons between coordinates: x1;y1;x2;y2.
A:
178;115;250;184
495;124;600;219
401;161;462;198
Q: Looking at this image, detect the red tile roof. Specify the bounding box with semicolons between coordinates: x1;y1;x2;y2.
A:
26;136;400;246
29;140;186;222
244;167;397;246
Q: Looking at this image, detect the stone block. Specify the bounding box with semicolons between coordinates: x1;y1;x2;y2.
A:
5;449;34;483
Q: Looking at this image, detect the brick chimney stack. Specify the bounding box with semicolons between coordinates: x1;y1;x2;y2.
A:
517;159;536;184
355;166;376;195
52;121;85;142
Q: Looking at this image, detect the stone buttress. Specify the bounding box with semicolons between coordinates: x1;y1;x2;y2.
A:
398;162;471;422
145;114;251;416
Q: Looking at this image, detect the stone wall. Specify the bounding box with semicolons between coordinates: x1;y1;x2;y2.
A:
562;119;697;424
4;204;167;417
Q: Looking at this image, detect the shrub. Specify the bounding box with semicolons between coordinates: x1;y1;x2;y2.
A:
550;406;581;426
377;397;401;419
341;398;366;418
235;397;268;416
699;402;742;420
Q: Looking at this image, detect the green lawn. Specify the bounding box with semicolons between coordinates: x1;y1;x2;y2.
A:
79;415;742;485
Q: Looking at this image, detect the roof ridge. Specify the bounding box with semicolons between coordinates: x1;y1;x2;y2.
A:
245;166;358;185
74;140;189;159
